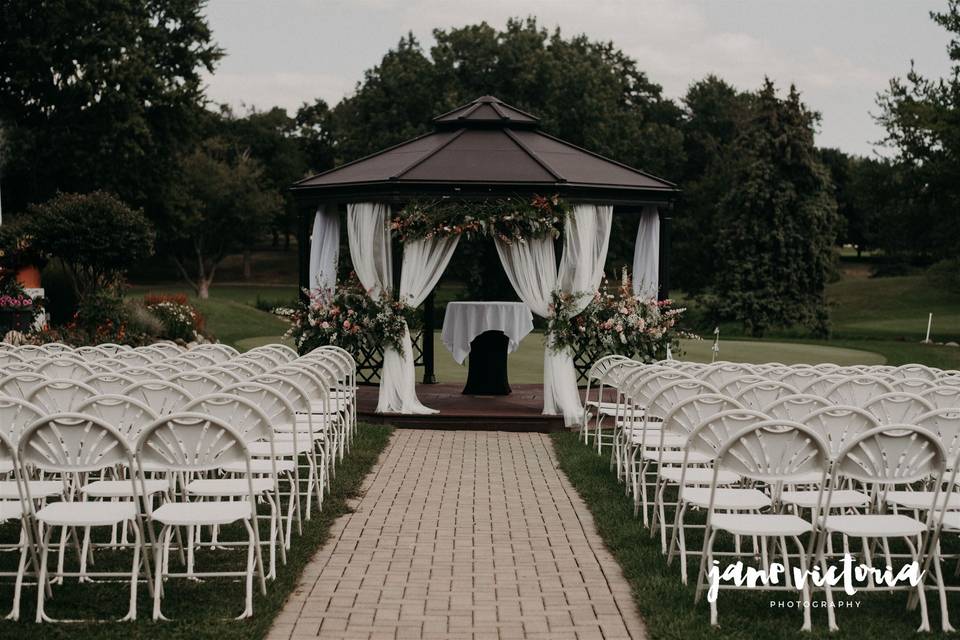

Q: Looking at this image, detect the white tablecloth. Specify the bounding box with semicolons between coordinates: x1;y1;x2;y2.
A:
441;301;534;365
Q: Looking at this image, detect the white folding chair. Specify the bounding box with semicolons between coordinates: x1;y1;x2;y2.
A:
824;375;896;407
25;379;98;412
695;420;829;630
815;425;947;632
20;413;151;622
136;412;267;620
123;380;193;416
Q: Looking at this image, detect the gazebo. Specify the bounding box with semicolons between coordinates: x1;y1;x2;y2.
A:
291;96;678;424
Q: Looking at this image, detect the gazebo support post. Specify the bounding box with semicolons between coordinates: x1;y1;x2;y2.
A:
657;212;672;301
297;202;313;305
422;292;437;384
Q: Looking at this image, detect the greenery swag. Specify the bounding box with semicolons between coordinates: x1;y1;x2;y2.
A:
392;194;568;243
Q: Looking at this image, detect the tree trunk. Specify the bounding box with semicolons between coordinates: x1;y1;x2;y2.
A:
198;278;211;299
284;231;291;251
243;249;252;281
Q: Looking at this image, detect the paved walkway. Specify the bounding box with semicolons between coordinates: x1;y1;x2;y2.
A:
268;430;646;640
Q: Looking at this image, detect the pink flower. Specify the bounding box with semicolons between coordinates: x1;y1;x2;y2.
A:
320;321;330;329
343;320;351;329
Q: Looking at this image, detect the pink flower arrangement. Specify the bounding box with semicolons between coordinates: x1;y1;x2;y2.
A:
0;295;33;309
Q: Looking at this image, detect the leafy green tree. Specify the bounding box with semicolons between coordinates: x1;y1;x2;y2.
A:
876;0;960;262
218;106;311;257
166;141;282;298
0;0;222;217
24;191;155;295
672;76;753;293
707;80;839;337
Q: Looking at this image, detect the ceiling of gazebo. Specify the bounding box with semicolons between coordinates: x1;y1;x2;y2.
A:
291;96;677;204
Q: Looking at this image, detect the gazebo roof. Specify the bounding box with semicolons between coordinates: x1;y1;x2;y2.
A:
291;96;677;205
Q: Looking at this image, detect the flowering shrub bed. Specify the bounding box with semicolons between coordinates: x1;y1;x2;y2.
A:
547;271;697;362
281;281;417;356
145;294;206;342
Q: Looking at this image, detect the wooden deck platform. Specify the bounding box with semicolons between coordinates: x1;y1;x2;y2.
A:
356;383;571;432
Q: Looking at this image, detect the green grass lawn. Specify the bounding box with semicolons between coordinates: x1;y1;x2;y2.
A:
827;274;960;342
133;267;960;372
552;432;960;640
0;424;392;640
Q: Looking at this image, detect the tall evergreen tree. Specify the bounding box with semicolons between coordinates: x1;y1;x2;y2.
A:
708;80;839;336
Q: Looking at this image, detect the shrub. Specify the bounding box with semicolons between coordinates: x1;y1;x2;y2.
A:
927;258;960;293
25;191;155;295
145;297;206;342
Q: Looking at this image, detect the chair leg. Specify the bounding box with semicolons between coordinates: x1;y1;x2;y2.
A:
35;525;54;623
238;519;256;619
153;526;172;621
122;522;140;622
6;525;28;621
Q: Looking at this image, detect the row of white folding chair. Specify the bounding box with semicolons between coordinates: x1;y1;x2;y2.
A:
689;418;953;631
619;387;960;631
0;378;331;622
0;411;271;621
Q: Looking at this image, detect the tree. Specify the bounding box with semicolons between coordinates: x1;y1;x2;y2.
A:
672;76;754;293
166;141;282;298
707;80;839;337
218;106;311;257
24;191;155;295
0;0;222;218
875;0;960;262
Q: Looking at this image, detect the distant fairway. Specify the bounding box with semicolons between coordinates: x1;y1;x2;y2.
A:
430;334;885;385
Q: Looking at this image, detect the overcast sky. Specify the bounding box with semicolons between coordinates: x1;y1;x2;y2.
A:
202;0;953;157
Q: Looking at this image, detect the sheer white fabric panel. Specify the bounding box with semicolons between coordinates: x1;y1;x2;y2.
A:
494;237;556;317
378;234;460;414
308;205;340;295
632;206;660;298
547;204;613;423
347;203;393;298
495;204;612;426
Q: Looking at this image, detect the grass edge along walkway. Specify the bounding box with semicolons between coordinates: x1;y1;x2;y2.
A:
550;431;960;640
0;423;393;640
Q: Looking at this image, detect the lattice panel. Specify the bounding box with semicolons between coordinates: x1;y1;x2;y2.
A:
355;330;425;384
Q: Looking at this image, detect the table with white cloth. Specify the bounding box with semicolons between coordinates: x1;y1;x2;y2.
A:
441;301;534;395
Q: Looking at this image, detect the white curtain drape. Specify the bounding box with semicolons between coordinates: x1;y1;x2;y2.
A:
347;203;392;297
308;205;340;295
347;202;458;415
379;234;460;414
632;205;660;298
496;204;612;426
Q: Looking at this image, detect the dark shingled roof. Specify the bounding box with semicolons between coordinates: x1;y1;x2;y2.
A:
292;96;677;203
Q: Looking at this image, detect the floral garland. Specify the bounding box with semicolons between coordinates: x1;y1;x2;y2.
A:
392;194;567;243
547;270;698;362
279;278;418;356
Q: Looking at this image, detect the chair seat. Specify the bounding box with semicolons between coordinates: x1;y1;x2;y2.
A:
712;513;812;537
822;514;926;537
186;478;275;497
0;460;12;474
152;500;252;526
659;467;741;485
782;470;825;485
221;459;296;474
633;434;688;449
642;450;713;465
681;488;771;510
886;491;960;511
0;480;62;500
83;479;168;498
938;512;960;530
0;500;25;521
782;490;869;509
309;400;348;414
36;501;136;527
248;440;313;457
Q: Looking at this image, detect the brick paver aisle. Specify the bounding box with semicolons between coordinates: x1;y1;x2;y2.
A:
268;430;646;640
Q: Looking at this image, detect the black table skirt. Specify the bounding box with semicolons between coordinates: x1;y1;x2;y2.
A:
463;330;512;395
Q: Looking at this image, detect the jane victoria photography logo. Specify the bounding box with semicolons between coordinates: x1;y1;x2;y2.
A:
707;554;924;608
